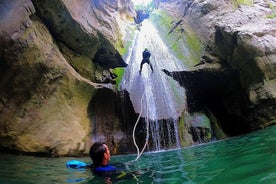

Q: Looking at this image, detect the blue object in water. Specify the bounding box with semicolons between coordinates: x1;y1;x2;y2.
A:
66;160;88;169
66;160;117;173
94;165;117;172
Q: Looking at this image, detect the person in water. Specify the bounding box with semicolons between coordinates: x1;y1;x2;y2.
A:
66;142;143;183
89;142;117;183
139;48;153;74
89;142;142;183
89;142;116;173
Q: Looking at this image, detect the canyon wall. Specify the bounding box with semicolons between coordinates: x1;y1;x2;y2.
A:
1;0;275;156
159;0;276;135
0;0;134;156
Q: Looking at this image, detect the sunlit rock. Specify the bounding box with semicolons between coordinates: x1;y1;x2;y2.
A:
160;0;276;133
0;0;134;156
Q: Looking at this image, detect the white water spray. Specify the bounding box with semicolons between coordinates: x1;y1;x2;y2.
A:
121;20;187;151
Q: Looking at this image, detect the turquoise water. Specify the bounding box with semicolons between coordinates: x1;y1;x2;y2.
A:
1;125;276;184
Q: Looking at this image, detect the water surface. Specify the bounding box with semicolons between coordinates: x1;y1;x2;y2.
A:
1;125;275;183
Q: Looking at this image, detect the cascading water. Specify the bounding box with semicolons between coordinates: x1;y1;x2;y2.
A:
121;20;188;151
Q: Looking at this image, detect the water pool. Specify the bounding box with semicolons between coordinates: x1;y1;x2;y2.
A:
1;125;275;183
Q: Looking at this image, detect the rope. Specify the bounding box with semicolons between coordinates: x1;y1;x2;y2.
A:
132;73;151;161
136;106;150;161
132;90;145;159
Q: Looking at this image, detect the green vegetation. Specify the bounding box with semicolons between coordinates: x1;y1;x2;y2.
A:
178;115;186;145
233;0;253;7
150;9;202;67
113;67;125;89
267;3;276;19
267;13;276;18
207;111;228;139
113;23;136;89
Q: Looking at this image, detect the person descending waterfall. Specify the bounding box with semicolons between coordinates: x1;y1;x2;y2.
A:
139;48;153;74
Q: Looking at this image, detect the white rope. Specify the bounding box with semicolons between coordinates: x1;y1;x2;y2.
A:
132;74;151;161
135;105;150;161
132;89;145;159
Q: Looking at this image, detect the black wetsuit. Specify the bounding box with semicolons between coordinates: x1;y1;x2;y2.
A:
140;49;153;73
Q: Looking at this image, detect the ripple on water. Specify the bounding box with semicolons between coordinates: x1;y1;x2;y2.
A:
1;126;276;184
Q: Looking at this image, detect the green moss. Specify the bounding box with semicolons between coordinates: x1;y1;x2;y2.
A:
184;28;203;66
178;115;188;147
207;111;228;139
113;67;125;89
150;9;202;68
233;0;253;7
58;43;95;81
266;4;276;19
72;56;95;79
267;13;276;18
113;23;136;89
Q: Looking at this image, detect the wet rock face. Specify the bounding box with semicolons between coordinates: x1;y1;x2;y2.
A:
32;0;131;68
88;88;140;155
160;0;276;133
93;48;128;69
162;69;249;135
0;0;134;156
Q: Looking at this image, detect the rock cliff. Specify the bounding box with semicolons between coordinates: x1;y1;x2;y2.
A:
1;0;275;156
159;0;276;134
0;0;134;156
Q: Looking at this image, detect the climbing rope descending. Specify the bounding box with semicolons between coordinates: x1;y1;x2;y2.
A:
132;74;151;161
137;106;150;161
122;19;187;156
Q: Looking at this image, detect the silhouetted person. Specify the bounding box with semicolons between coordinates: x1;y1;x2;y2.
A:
139;48;153;74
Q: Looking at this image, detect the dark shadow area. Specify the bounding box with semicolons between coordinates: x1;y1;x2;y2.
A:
87;88;146;155
162;68;251;136
93;47;128;69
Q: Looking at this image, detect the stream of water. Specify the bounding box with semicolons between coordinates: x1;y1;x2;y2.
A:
1;125;275;184
121;19;187;120
121;20;187;150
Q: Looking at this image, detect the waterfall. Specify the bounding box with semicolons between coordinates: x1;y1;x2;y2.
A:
121;20;187;151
